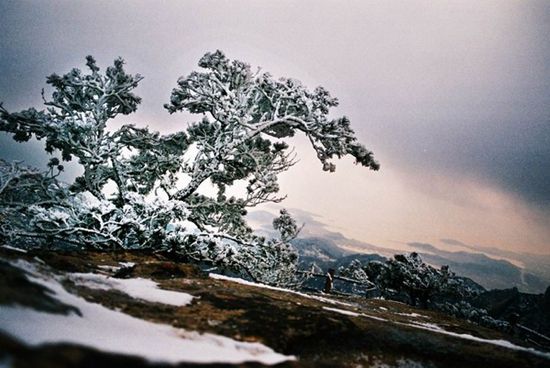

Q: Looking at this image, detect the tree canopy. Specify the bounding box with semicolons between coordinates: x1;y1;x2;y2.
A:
0;51;378;285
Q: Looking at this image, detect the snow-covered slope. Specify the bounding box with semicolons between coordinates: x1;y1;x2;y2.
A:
0;258;293;365
1;247;549;368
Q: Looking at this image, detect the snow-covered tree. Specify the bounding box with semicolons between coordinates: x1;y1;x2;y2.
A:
0;51;379;285
379;253;450;306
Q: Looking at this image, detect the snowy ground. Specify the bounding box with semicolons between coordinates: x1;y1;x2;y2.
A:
69;271;194;306
2;250;549;368
0;260;294;365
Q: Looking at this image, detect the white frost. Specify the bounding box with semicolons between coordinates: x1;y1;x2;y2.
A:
0;260;294;365
69;272;193;307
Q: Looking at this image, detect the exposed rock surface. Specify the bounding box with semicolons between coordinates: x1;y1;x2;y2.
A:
1;247;549;367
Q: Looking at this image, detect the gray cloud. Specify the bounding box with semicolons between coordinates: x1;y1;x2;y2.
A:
1;1;549;248
389;117;550;208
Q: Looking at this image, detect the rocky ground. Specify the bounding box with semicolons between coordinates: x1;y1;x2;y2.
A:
1;246;549;368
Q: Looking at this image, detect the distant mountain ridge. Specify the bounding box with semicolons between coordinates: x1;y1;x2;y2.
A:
290;237;550;338
248;209;550;294
291;235;549;294
408;242;549;293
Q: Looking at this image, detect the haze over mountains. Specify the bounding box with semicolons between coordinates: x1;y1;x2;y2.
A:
248;209;550;294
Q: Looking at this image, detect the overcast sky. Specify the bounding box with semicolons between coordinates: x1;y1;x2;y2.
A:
1;0;549;254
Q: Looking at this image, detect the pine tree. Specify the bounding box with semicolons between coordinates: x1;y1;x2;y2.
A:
0;51;379;285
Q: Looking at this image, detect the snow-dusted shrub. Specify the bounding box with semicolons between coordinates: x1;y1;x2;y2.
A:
339;253;509;329
434;301;510;331
342;253;484;306
0;52;378;286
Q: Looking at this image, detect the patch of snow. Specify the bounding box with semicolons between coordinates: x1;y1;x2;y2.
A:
118;261;135;268
209;273;354;307
360;313;389;322
69;272;193;307
321;300;550;360
323;305;388;322
323;306;360;317
379;306;388;311
302;293;354;307
0;244;27;253
396;312;427;318
399;320;550;360
323;300;550;360
409;321;445;332
324;305;550;360
97;262;136;273
0;260;294;365
32;257;46;264
97;265;120;272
